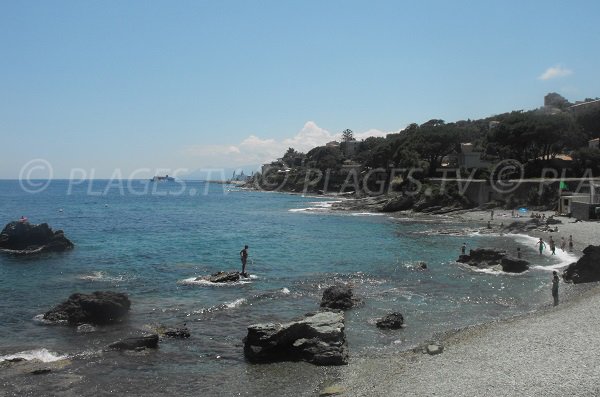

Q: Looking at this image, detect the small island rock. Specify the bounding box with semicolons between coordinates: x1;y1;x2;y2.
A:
0;221;74;255
320;285;354;310
43;291;131;325
563;245;600;284
376;312;404;329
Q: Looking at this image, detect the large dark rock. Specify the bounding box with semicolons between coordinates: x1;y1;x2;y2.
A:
43;291;131;325
108;333;159;350
500;256;530;273
456;248;506;268
381;196;414;213
0;221;74;255
376;312;404;329
320;286;354;310
195;271;241;283
164;327;191;339
244;311;347;365
563;245;600;284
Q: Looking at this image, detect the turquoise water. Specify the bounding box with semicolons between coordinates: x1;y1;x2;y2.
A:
0;180;573;395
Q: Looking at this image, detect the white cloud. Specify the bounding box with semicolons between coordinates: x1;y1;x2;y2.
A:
182;122;392;168
538;65;573;80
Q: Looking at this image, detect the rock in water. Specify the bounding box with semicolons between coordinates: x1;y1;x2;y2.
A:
456;248;506;268
376;312;404;329
108;333;159;350
500;256;530;273
194;271;241;283
563;245;600;283
244;311;348;365
43;291;131;325
0;221;74;255
320;286;354;310
164;327;191;338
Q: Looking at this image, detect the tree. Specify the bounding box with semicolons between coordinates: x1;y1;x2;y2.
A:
341;129;354;142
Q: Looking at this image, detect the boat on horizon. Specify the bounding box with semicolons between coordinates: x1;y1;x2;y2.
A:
150;175;175;182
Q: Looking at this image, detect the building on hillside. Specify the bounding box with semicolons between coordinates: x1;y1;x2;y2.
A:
559;181;600;220
568;98;600;114
325;141;340;148
341;140;359;157
589;138;599;149
457;143;491;169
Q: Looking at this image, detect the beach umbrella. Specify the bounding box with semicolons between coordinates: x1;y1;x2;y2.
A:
518;207;528;213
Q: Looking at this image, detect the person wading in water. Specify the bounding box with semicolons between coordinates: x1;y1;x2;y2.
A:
240;245;249;277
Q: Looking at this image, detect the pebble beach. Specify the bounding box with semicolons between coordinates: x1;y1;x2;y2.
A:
339;210;600;396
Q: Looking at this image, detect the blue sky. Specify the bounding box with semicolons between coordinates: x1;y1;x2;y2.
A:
1;0;599;178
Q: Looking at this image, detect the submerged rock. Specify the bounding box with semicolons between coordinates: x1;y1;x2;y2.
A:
0;221;74;255
376;312;404;329
243;311;348;366
43;291;131;325
320;285;354;310
164;327;191;339
563;245;600;284
108;333;159;350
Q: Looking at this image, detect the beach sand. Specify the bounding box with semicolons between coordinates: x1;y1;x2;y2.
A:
336;210;600;396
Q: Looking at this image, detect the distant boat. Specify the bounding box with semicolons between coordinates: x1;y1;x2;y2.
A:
150;175;175;182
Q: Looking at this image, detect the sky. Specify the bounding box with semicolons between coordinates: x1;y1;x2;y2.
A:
1;0;599;179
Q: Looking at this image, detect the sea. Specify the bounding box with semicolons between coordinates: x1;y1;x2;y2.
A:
0;180;577;396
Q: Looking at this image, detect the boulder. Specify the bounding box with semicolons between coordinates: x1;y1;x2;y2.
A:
195;271;240;283
43;291;130;325
500;256;530;273
376;312;404;329
563;245;600;284
320;285;354;310
0;221;74;255
108;333;159;350
381;196;414;212
456;248;506;268
244;311;347;366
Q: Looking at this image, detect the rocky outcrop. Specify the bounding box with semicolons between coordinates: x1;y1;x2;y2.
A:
244;311;347;365
457;248;529;273
381;196;414;212
376;312;404;329
563;245;600;284
195;271;240;283
500;256;530;273
108;333;159;350
0;221;74;255
43;291;131;325
320;286;354;310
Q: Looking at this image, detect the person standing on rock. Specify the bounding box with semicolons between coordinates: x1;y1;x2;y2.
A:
552;271;560;306
536;238;546;255
240;245;249;277
461;242;467;255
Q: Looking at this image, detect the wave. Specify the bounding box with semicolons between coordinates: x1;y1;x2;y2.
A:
191;287;292;315
511;234;579;271
0;348;67;363
288;200;342;213
77;271;126;282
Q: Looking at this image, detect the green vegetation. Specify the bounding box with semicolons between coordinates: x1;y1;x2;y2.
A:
252;94;600;197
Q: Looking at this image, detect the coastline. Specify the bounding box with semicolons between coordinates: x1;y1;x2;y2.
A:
327;207;600;396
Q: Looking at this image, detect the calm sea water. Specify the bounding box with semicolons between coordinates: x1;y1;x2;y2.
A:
0;180;575;396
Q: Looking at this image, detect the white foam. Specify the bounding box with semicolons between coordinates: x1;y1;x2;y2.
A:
511;233;579;271
225;298;247;309
178;277;251;287
77;271;124;282
33;314;65;325
0;348;67;363
281;287;290;294
350;212;385;217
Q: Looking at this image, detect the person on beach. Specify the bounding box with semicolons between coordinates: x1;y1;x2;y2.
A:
517;247;522;259
490;210;494;220
549;236;556;255
568;235;573;252
560;237;566;252
536;238;546;255
240;245;249;276
461;243;466;255
552;271;560;306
